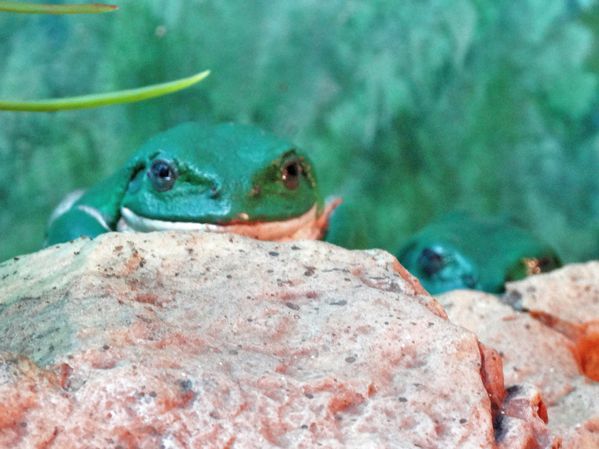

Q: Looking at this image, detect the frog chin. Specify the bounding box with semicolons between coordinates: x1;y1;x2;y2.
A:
117;199;341;241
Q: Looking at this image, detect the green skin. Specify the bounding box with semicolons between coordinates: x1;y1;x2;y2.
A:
397;213;561;294
46;122;322;245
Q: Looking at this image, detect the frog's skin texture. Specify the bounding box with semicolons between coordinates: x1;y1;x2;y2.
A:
397;213;561;295
46;122;338;246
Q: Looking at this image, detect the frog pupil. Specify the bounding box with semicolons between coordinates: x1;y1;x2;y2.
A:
286;162;299;178
282;160;302;189
158;165;171;178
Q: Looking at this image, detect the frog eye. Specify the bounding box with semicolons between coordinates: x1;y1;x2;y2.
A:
148;159;178;192
522;256;561;276
281;157;303;190
418;247;446;277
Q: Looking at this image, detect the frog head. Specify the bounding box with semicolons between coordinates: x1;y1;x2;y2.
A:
398;240;480;294
117;122;337;240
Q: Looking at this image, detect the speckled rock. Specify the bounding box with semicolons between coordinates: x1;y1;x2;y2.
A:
439;262;599;449
505;262;599;383
504;262;599;329
0;232;554;449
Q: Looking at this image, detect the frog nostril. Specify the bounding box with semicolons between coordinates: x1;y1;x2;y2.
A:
462;274;477;289
250;185;261;197
209;183;220;199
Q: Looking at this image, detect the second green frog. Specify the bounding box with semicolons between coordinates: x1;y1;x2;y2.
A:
397;213;562;294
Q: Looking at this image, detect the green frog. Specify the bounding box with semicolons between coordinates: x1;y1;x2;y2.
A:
46;122;339;245
397;213;561;294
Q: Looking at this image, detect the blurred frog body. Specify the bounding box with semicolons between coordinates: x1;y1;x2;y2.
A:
397;213;561;295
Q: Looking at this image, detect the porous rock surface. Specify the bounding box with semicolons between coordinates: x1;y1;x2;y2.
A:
438;262;599;449
505;262;599;384
0;232;553;449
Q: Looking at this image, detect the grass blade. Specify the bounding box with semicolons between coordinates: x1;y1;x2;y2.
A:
0;70;210;112
0;1;117;14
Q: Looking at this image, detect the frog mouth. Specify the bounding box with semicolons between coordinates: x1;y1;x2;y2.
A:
117;199;341;241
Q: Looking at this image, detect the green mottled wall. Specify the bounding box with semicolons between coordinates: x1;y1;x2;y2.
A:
1;0;598;261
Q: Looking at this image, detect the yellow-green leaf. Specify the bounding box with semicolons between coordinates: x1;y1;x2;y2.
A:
0;1;117;14
0;70;210;112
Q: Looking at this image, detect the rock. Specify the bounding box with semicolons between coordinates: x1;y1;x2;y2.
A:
0;232;554;449
505;262;599;382
438;262;599;449
504;262;599;327
437;290;581;406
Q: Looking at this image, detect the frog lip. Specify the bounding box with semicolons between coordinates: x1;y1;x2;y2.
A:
118;207;233;233
117;198;341;241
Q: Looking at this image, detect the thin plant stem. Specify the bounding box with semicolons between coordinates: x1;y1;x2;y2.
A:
0;1;117;14
0;70;211;112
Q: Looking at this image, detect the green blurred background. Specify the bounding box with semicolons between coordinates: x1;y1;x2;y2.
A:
0;0;598;262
